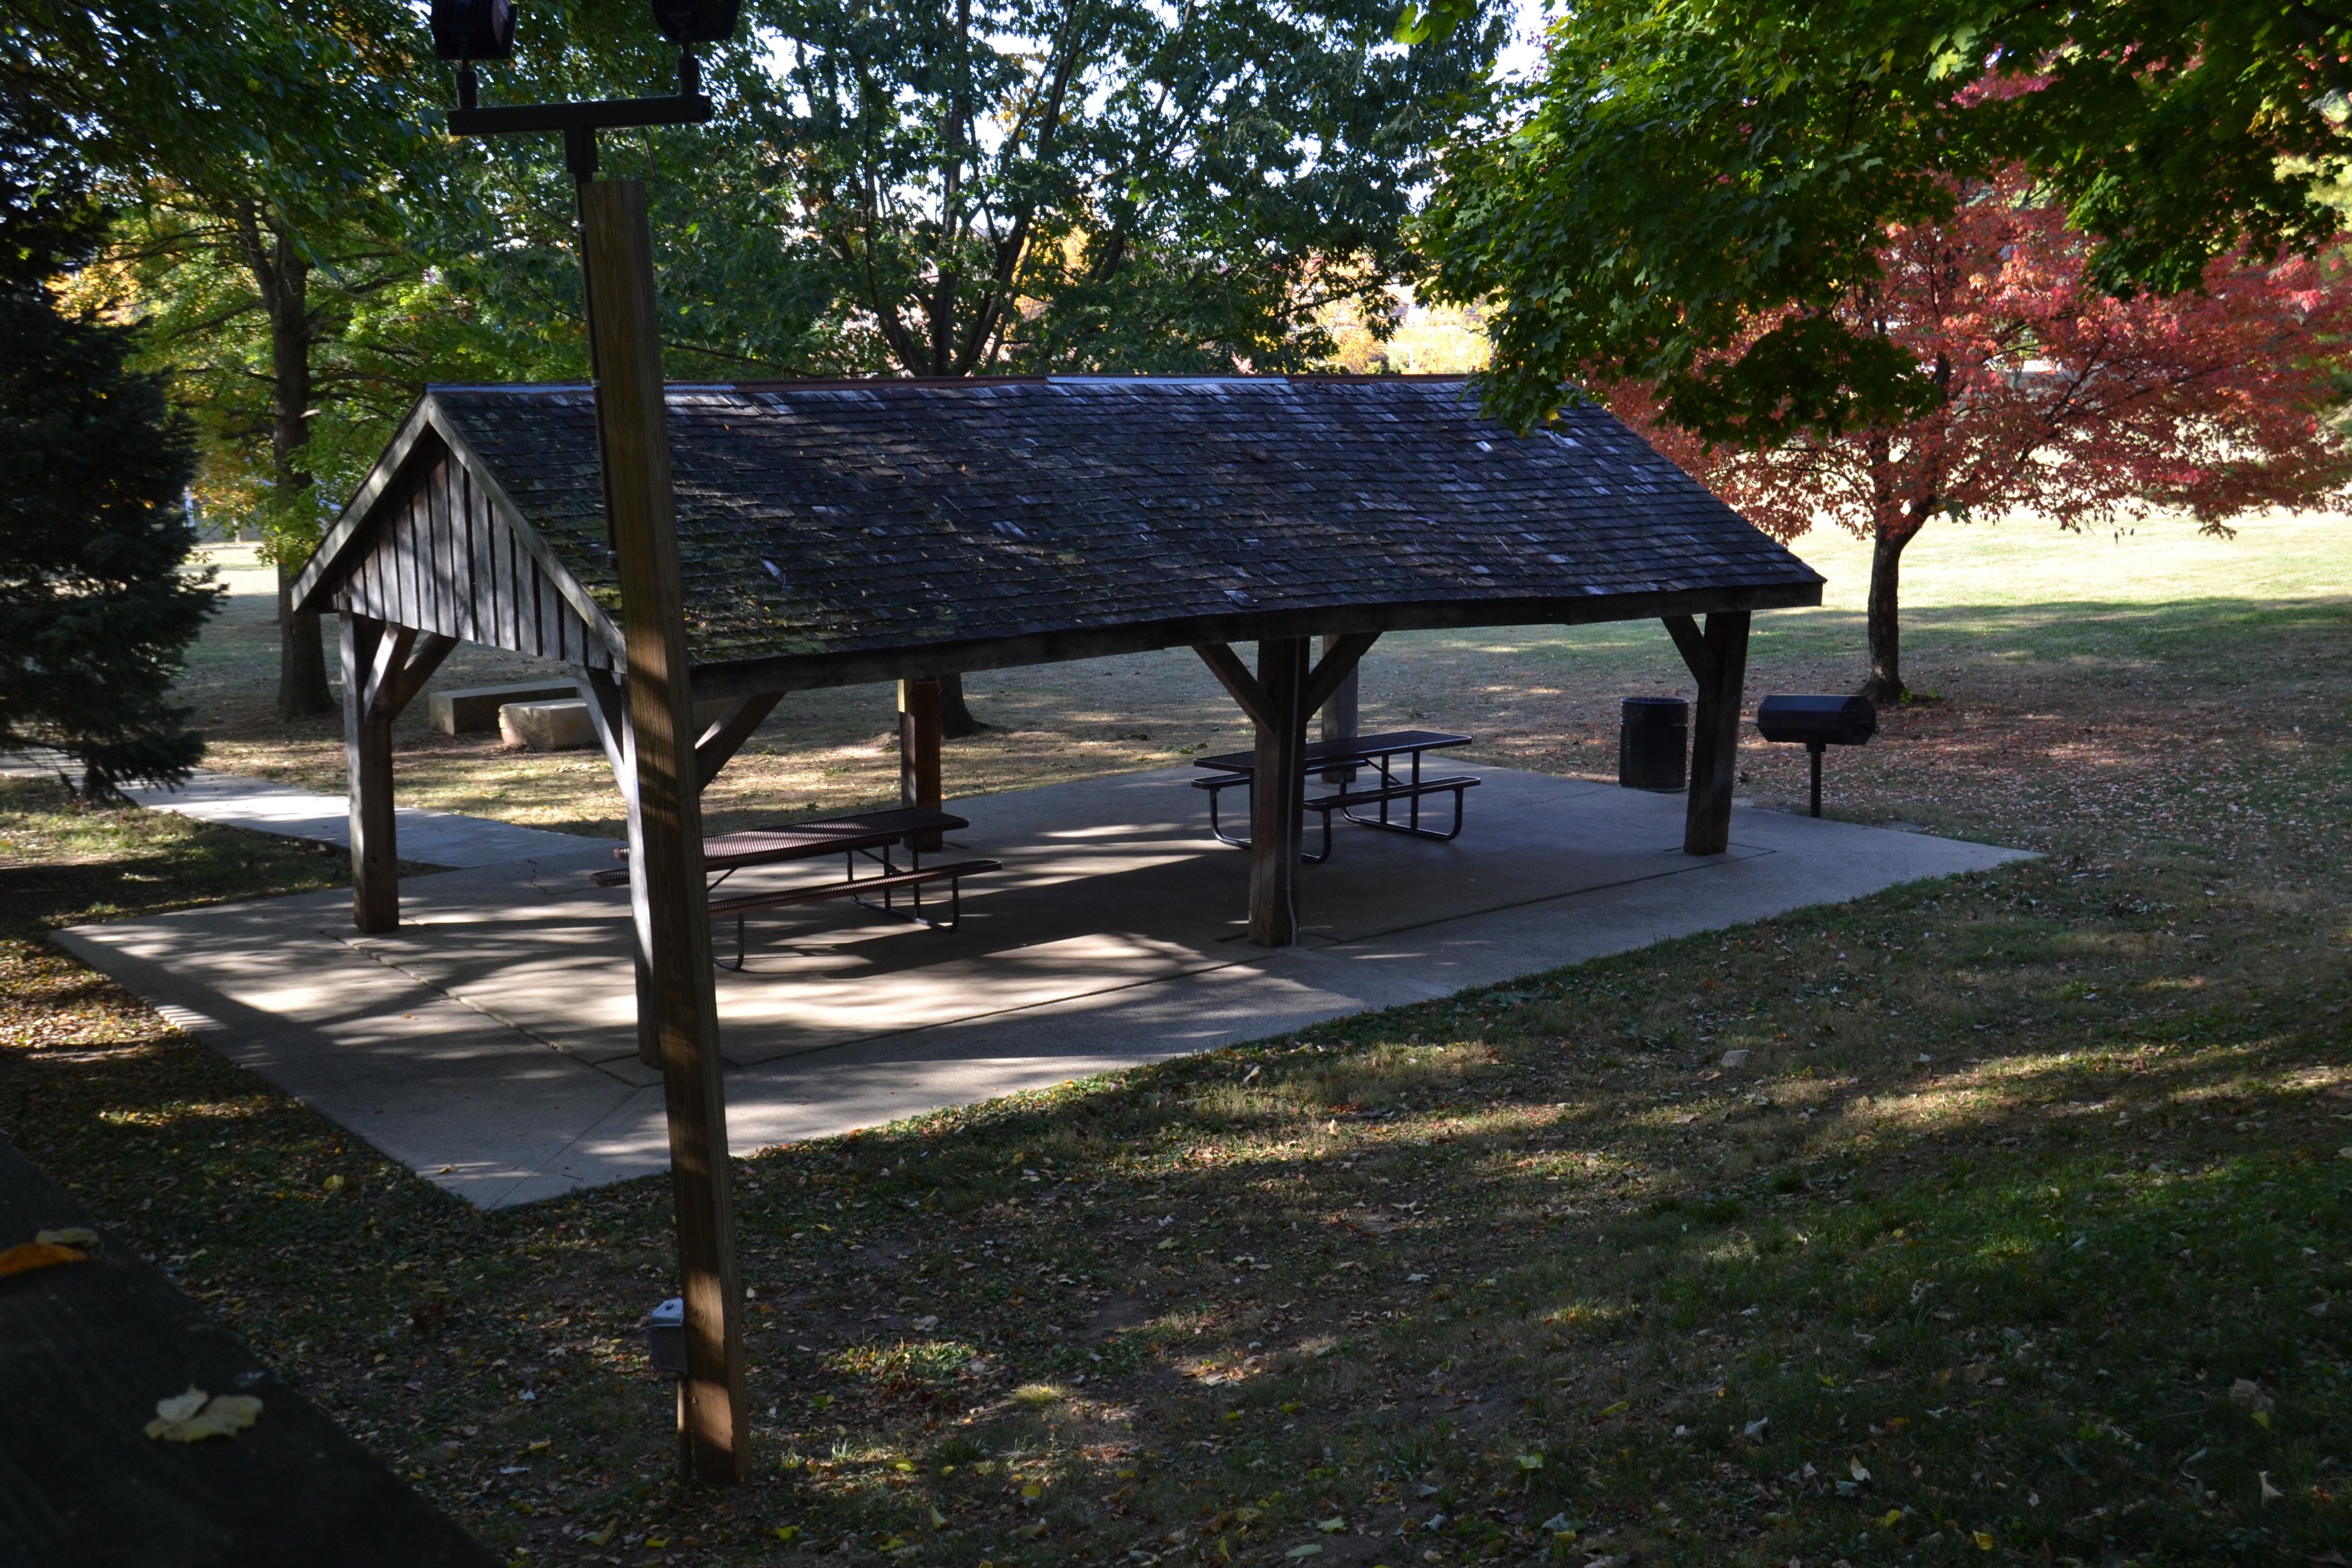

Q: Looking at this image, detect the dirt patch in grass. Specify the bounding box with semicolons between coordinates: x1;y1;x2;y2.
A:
2;522;2349;1564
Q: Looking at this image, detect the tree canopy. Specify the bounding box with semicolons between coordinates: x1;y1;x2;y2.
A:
1418;0;2352;441
731;0;1506;377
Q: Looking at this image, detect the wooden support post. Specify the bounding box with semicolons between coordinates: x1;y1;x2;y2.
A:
1317;633;1360;782
1249;637;1310;946
1679;611;1751;856
578;669;662;1071
339;617;456;934
898;677;945;850
579;178;750;1485
340;611;398;934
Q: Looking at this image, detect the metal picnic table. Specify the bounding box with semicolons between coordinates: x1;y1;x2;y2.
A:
1191;729;1481;862
592;808;1000;968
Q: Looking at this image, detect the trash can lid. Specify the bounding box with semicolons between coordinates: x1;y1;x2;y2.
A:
1620;695;1690;726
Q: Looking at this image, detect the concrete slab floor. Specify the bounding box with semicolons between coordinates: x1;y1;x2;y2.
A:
55;766;2029;1209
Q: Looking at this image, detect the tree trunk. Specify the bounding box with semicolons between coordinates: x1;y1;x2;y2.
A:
278;559;330;718
937;672;988;739
1862;522;1915;704
239;206;334;720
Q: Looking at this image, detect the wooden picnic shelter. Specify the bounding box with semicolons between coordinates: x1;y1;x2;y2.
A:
288;369;1822;1483
292;372;1822;1036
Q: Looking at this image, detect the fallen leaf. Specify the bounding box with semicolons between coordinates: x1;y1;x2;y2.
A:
2260;1471;2283;1504
1284;1547;1322;1559
36;1227;99;1252
1849;1457;1872;1483
1316;1515;1344;1531
911;1314;939;1331
583;1525;615;1547
154;1387;208;1424
0;1241;85;1278
1973;1531;1994;1551
145;1388;262;1442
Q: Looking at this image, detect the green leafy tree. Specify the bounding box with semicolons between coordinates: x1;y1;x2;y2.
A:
727;0;1506;728
1418;0;2352;440
0;91;218;794
739;0;1506;379
9;0;448;717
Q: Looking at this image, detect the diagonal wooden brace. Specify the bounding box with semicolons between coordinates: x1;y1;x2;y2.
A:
1302;631;1379;718
1661;614;1719;691
693;693;781;789
1194;643;1270;729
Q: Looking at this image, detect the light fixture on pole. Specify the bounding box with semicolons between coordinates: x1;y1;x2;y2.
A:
424;0;752;1487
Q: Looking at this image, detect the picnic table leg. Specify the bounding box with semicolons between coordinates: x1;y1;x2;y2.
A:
1249;637;1310;945
899;677;944;851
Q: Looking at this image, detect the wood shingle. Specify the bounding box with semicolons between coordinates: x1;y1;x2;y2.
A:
293;374;1821;692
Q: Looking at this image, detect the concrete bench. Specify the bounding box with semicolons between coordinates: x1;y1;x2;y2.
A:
429;682;578;736
497;696;737;752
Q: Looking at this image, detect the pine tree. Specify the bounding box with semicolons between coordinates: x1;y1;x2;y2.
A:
0;91;218;794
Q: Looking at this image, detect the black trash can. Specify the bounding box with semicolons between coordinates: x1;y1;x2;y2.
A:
1618;696;1689;791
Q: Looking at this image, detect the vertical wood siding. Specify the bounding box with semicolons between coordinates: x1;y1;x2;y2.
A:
333;445;609;668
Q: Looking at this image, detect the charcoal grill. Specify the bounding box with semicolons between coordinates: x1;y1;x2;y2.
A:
1754;694;1877;816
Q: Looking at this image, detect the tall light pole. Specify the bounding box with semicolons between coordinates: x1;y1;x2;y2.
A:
431;0;752;1485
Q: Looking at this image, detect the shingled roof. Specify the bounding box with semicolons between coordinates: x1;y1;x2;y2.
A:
293;375;1821;693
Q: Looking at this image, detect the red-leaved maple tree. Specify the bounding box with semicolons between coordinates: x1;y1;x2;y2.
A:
1609;172;2352;701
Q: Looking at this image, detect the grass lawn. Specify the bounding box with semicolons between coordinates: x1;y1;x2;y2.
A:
2;511;2349;1566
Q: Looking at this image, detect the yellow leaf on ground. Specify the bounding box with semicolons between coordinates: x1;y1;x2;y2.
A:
154;1387;208;1423
0;1241;85;1278
145;1388;263;1442
36;1227;100;1252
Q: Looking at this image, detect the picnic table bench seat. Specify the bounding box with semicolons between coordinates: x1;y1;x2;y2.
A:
590;808;999;968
